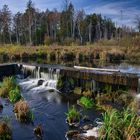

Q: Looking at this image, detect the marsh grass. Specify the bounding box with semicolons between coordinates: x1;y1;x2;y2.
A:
99;108;140;140
65;106;80;124
0;76;21;103
13;100;33;122
0;76;16;98
9;86;21;103
79;96;94;109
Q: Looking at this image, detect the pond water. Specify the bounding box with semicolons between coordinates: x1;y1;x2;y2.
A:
0;77;102;140
0;60;140;140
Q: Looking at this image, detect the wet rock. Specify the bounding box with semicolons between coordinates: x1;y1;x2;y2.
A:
48;89;55;92
82;124;93;131
66;130;97;140
34;124;43;138
65;130;80;138
66;119;80;127
37;79;44;86
82;127;99;139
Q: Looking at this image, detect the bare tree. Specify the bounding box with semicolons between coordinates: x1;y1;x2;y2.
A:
135;15;140;32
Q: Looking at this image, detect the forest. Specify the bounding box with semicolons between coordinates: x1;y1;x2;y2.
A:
0;0;135;46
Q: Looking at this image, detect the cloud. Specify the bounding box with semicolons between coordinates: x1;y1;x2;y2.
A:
84;0;140;27
0;0;140;27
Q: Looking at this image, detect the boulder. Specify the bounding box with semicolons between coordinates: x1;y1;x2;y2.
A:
37;79;44;86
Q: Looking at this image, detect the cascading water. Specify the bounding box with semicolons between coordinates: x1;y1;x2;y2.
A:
138;78;140;93
22;65;36;78
40;68;60;89
91;79;96;92
21;65;60;92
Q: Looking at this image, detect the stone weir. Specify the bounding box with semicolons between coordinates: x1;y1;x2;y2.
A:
0;63;20;79
0;63;139;92
60;66;139;90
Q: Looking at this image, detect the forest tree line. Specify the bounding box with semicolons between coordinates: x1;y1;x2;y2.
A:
0;0;135;46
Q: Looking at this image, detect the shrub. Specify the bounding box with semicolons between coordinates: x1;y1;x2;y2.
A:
79;96;94;109
13;100;33;122
0;122;12;140
65;106;80;124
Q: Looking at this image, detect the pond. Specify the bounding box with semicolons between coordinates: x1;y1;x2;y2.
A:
0;61;140;140
0;76;101;140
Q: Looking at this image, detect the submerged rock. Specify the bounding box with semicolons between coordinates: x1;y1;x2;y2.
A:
65;130;80;138
66;129;97;140
34;124;43;138
81;124;93;131
37;79;45;86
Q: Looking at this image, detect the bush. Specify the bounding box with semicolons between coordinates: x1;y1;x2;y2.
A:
0;122;12;140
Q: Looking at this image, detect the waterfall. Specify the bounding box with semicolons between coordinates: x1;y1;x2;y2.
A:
91;79;96;92
21;65;60;90
40;68;60;89
22;65;36;78
138;78;140;93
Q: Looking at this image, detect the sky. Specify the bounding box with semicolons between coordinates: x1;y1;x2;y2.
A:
0;0;140;28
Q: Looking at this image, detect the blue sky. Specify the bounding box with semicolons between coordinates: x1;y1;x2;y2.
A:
0;0;140;28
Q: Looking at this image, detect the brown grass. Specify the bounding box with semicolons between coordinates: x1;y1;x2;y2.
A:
13;100;30;122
